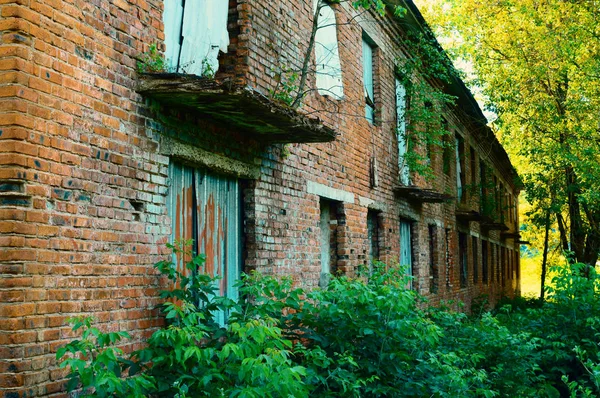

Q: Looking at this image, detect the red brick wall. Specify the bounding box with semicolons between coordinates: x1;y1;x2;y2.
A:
0;0;521;395
0;0;172;395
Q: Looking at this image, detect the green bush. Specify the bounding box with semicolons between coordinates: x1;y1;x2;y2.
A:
57;250;600;397
56;316;155;397
494;264;600;396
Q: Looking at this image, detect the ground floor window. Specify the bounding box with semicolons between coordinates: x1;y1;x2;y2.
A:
367;210;381;267
482;240;489;284
472;236;479;284
459;232;468;288
400;219;413;287
167;162;241;323
445;228;452;288
320;198;340;287
428;225;438;294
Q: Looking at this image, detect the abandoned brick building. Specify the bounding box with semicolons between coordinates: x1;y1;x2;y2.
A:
0;0;522;394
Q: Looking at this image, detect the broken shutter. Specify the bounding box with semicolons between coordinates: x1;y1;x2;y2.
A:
396;77;409;185
362;38;375;123
163;0;229;75
399;220;412;276
313;0;344;99
167;163;241;322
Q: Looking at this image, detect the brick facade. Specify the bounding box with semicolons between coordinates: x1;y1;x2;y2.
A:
0;0;521;395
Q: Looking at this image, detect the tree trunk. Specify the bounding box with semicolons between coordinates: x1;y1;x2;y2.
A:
291;0;321;109
540;210;550;301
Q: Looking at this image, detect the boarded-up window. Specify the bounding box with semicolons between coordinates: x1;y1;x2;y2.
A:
167;162;241;323
362;37;375;124
163;0;229;75
400;220;412;281
313;1;343;99
396;77;409;185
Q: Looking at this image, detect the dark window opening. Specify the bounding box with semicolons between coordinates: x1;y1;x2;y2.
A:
480;162;488;214
367;210;381;267
470;146;477;189
482;240;489;284
490;243;496;283
429;224;438;294
319;198;341;287
442;123;452;175
445;228;452;287
472;236;479;285
456;134;465;202
459;232;468;288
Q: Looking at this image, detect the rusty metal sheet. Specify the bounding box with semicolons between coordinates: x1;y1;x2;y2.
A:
167;163;240;318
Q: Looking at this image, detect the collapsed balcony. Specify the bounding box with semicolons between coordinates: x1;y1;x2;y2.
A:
455;208;483;222
136;74;337;144
393;185;454;203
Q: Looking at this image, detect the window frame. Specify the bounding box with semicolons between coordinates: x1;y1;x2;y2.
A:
362;34;376;124
313;0;344;99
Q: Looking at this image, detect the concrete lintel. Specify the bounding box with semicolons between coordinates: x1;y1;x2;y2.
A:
307;181;354;204
358;196;386;211
160;136;260;179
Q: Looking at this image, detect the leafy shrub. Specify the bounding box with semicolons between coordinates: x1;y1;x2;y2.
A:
57;250;600;397
495;263;600;396
56;317;155;397
241;264;506;397
136;246;307;397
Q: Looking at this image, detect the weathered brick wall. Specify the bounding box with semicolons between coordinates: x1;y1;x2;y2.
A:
0;0;521;395
238;1;521;304
0;0;171;395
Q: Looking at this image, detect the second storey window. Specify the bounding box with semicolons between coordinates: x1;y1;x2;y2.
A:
396;77;409;185
362;36;375;124
455;134;465;202
314;0;344;99
163;0;229;76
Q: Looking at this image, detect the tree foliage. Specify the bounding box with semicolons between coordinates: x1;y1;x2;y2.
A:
420;0;600;268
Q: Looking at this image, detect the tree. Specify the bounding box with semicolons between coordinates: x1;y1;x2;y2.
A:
420;0;600;271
